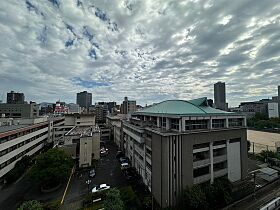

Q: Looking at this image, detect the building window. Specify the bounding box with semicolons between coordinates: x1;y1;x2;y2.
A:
170;118;179;130
212;119;225;128
213;147;226;157
193;143;209;150
193;166;209;178
185;120;208;130
213;140;226;146
213;161;227;171
228;118;243;127
193;151;209;161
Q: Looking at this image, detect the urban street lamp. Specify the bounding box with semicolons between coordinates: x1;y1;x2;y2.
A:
86;179;92;194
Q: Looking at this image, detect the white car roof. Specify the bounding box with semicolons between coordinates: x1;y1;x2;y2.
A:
100;184;107;188
121;163;129;166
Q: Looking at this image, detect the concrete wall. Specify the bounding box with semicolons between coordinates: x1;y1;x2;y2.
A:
152;128;247;208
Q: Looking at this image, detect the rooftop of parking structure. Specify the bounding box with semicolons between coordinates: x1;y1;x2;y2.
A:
65;125;100;137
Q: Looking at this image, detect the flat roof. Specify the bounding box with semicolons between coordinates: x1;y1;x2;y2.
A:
66;125;99;137
259;167;278;175
0;124;28;133
135;97;243;117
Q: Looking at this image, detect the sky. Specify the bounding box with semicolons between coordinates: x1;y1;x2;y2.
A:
0;0;279;107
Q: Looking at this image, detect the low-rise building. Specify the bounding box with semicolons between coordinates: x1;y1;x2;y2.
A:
62;125;100;168
122;97;247;208
0;102;39;118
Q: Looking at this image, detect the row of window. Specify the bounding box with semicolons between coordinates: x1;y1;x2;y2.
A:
0;131;48;157
0;124;48;144
193;139;239;150
0;140;45;170
193;161;227;178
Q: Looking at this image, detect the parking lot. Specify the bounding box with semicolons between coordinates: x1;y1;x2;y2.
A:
64;141;128;204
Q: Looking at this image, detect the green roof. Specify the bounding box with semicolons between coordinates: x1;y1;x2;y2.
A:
135;97;238;116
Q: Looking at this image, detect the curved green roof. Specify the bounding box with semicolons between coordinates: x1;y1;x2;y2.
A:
135;97;237;116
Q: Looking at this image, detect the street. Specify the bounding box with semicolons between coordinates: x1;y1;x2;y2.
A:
0;174;66;210
63;141;128;205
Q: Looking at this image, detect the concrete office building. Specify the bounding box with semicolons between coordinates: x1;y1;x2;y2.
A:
120;97;136;114
68;103;81;114
7;91;25;104
0;116;64;180
63;125;100;168
122;97;247;208
268;103;279;118
77;91;92;109
107;114;127;149
0;102;39;118
214;82;227;111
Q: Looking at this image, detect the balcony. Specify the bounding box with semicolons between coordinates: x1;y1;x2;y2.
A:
123;127;144;144
213;155;227;163
193;159;210;169
193;174;211;184
214;168;227;178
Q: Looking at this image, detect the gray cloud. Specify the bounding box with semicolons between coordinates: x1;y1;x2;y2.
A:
0;0;279;106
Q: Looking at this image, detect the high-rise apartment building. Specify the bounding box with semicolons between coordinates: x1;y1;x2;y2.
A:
121;97;247;208
94;104;108;123
120;97;136;114
76;91;92;109
214;82;227;111
7;91;25;104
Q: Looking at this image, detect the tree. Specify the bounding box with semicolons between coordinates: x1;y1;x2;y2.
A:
6;155;32;183
17;200;43;210
181;185;208;210
104;188;125;210
29;148;73;189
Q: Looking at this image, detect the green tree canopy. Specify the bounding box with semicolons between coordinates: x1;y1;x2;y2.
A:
181;185;208;210
104;188;125;210
17;200;43;210
29;148;73;188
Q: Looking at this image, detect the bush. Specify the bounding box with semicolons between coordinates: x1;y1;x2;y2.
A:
6;156;32;183
43;200;60;210
120;186;142;210
103;188;125;210
177;177;233;210
17;200;43;210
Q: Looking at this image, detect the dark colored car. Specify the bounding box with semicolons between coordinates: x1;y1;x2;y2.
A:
116;151;125;159
119;157;129;164
89;169;96;178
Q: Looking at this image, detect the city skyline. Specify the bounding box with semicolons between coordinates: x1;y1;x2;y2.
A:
0;0;280;106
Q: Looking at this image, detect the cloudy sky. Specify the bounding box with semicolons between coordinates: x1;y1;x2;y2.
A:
0;0;279;106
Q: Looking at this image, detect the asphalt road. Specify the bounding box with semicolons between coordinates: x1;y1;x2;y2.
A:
64;141;128;204
0;174;65;210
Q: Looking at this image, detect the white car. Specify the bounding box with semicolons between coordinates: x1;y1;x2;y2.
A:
92;184;110;193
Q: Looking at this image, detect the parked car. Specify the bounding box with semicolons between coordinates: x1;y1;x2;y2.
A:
124;167;141;181
100;147;109;156
121;162;130;170
89;169;96;178
119;157;129;164
92;184;110;193
116;151;125;159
